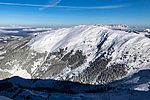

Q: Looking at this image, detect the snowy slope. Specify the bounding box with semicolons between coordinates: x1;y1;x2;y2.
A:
28;25;150;83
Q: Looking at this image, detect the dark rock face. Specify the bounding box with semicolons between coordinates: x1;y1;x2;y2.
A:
74;58;111;84
72;58;128;84
32;49;87;79
97;64;128;84
62;50;87;69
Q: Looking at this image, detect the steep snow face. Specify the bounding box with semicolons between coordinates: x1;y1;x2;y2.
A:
28;25;105;61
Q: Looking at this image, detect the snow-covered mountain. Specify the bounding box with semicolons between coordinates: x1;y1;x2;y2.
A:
0;24;150;99
0;25;150;85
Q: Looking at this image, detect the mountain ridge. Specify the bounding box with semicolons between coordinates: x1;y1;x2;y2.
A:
0;25;150;85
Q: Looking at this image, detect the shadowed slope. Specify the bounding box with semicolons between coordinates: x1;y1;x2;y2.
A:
1;69;150;100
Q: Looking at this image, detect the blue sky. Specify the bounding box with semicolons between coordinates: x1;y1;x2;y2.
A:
0;0;149;26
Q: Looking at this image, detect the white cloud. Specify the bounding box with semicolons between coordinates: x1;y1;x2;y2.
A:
56;5;126;9
0;2;127;10
49;0;62;7
39;0;62;10
0;2;46;7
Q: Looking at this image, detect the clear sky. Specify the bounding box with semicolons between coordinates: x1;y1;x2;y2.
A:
0;0;149;26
